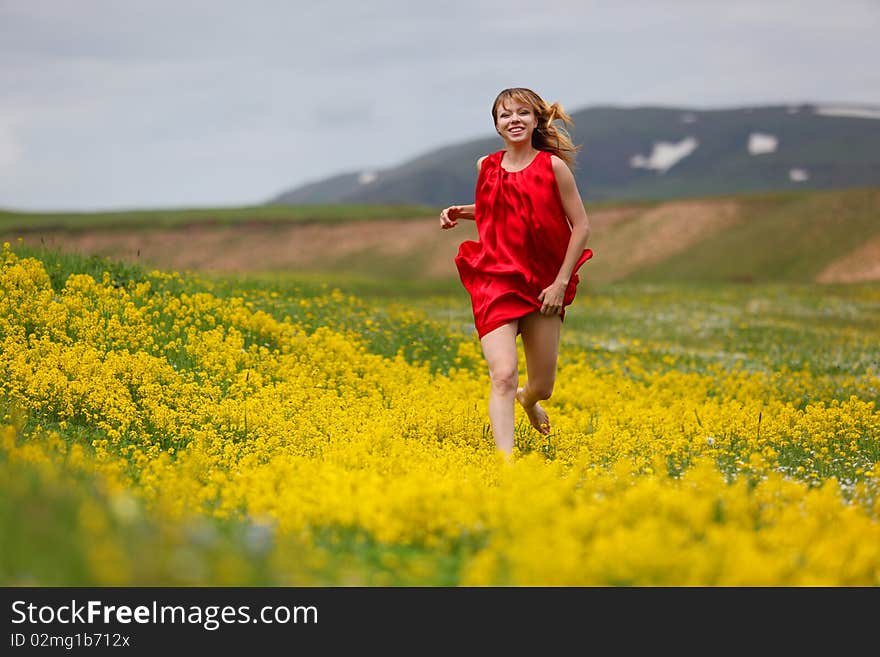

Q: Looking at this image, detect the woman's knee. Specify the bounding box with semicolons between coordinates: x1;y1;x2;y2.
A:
489;363;518;393
529;379;555;400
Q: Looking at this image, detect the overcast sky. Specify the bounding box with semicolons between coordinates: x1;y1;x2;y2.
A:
2;0;878;211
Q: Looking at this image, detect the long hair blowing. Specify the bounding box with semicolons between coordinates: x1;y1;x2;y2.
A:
491;87;580;168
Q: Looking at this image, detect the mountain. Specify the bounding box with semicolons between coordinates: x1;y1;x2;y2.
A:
268;103;880;207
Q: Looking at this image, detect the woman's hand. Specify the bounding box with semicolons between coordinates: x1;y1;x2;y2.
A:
538;280;568;315
440;205;465;229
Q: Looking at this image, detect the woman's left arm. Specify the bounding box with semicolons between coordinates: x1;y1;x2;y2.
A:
550;155;592;285
537;156;592;315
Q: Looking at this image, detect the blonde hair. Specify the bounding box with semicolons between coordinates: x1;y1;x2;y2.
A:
491;87;580;168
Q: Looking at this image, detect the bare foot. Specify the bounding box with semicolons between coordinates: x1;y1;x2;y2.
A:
516;387;551;435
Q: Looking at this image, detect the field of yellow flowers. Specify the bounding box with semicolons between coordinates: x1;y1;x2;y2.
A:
2;241;879;585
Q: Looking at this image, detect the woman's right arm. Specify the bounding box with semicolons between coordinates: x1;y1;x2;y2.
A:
440;203;475;229
439;156;486;229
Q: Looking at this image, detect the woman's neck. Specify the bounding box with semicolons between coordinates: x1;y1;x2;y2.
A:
503;142;538;165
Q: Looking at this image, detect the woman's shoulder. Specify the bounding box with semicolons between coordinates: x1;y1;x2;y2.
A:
476;150;503;173
547;152;572;177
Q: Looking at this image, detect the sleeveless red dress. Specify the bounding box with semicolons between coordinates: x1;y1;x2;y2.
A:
455;149;593;339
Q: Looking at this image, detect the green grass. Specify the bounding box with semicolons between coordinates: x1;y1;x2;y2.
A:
0;203;436;232
411;280;880;407
12;243;152;291
626;187;880;283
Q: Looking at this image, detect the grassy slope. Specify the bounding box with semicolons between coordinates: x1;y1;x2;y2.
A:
2;186;878;284
0;203;435;232
358;187;880;286
627;187;880;283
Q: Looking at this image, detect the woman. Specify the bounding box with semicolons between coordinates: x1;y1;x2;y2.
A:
440;87;593;457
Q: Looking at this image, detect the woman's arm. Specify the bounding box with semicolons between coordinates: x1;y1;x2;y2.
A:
549;155;592;284
440;203;474;228
439;156;487;229
535;155;592;314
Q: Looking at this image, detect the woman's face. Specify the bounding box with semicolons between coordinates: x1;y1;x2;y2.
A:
495;98;538;144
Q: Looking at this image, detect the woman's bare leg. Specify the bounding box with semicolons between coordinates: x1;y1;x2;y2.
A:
479;320;520;456
516;311;562;435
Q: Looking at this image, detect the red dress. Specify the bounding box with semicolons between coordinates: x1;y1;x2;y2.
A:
455;149;593;339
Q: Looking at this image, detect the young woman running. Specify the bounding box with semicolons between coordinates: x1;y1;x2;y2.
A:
440;87;593;457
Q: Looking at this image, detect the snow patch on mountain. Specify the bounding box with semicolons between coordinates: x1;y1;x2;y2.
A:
630;137;699;174
748;133;778;155
814;106;880;120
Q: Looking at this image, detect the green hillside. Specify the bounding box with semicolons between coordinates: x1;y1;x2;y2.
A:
0;203;434;232
624;187;880;284
1;187;878;286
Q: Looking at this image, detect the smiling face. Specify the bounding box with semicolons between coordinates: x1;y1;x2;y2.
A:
494;97;539;145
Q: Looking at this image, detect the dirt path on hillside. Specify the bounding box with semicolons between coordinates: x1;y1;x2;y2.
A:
7;198;876;283
3;207;656;279
0;203;743;282
816;234;880;283
5;219;458;275
585;200;743;282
